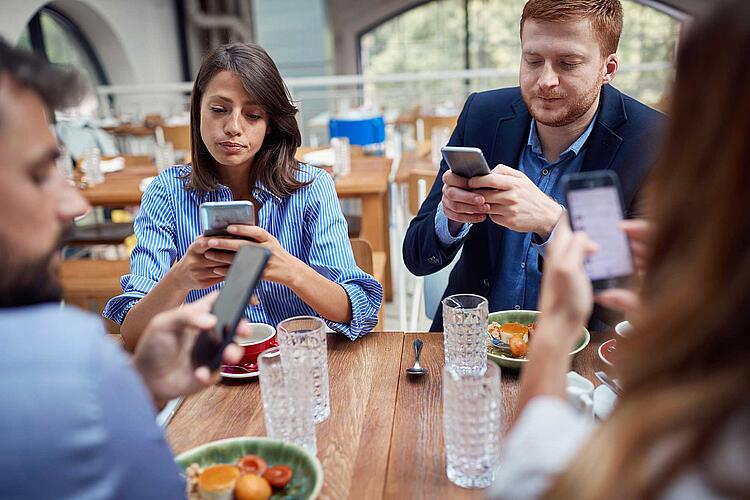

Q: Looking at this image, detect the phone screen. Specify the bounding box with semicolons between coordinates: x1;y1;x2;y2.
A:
191;244;271;369
567;183;633;286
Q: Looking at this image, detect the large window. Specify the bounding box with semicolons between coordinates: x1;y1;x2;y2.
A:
360;0;681;108
17;6;109;89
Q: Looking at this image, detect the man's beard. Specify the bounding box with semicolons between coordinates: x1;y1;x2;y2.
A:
0;225;72;308
524;83;601;127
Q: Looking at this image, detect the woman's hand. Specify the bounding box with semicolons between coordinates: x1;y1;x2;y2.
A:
594;219;652;315
171;236;233;291
132;293;252;407
536;216;598;348
205;225;304;287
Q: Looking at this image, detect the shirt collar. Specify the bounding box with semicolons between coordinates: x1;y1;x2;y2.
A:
527;111;599;160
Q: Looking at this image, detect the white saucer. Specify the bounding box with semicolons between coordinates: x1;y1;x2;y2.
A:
220;367;259;379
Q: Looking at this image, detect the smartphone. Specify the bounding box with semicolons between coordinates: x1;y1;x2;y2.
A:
200;201;255;237
441;146;492;178
190;244;271;369
562;170;634;291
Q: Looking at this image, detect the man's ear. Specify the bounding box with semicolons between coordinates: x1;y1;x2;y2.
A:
602;54;619;85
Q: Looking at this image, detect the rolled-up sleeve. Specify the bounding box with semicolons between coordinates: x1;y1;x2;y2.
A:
304;172;383;340
103;176;178;324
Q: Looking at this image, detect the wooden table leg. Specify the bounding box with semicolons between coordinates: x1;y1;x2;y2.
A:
361;192;393;301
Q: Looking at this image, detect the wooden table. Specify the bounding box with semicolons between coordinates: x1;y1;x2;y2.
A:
78;156;394;300
167;330;612;499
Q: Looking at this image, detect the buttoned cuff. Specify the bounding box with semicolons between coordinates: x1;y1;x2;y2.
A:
435;203;471;247
531;206;565;258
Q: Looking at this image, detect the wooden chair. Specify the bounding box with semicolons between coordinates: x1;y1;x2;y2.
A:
161;124;191;153
350;238;386;331
408;169;438;216
59;259;130;335
418;115;458;143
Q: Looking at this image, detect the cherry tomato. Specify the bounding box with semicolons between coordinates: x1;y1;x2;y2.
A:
509;336;527;357
264;464;293;489
238;455;268;476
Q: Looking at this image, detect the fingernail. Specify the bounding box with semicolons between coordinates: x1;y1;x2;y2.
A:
227;225;237;233
474;196;483;204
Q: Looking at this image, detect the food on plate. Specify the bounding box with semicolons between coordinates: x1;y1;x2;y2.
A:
488;321;537;358
235;474;272;500
264;465;293;489
186;454;294;500
509;336;527;357
238;455;268;476
196;464;240;500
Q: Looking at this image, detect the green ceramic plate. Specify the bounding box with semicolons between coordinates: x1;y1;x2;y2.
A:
486;310;590;370
175;437;323;499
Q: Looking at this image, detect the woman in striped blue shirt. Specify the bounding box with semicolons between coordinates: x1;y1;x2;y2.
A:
104;43;382;350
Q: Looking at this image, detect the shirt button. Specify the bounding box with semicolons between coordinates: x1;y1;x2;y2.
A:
542;168;550;176
482;278;490;287
515;305;521;310
520;262;526;269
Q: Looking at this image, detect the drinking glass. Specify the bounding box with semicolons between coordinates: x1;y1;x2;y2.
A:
276;316;330;423
331;136;351;178
258;346;317;454
82;147;103;185
443;362;502;488
442;294;488;375
154;142;175;173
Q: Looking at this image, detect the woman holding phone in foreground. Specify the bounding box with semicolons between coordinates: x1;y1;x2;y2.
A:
491;2;750;498
104;43;382;350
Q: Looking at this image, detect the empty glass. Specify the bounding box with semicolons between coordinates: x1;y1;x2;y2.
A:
154;142;175;173
443;362;502;488
331;136;351;178
258;346;317;454
82;147;103;185
276;316;330;424
442;294;488;375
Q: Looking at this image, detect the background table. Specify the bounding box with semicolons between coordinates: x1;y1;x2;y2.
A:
166;330;613;499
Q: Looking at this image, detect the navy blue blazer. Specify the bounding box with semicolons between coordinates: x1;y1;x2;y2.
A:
402;84;666;332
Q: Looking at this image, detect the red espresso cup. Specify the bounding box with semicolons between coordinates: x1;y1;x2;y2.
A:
236;323;277;368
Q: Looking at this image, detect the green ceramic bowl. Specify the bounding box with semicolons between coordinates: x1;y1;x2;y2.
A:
175;437;323;499
486;310;590;370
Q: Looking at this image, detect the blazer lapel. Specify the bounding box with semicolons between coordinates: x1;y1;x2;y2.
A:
580;84;627;173
489;96;531;169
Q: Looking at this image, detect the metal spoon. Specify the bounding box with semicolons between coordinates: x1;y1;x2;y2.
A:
594;371;623;396
406;338;428;376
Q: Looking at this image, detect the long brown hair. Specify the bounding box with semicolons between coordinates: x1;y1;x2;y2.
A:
547;1;750;498
185;42;308;197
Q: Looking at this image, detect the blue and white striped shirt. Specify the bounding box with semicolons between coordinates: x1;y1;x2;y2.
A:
103;163;383;340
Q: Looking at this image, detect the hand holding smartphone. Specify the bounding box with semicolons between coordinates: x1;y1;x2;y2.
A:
200;201;255;237
562;170;634;291
191;243;271;370
441;146;492;178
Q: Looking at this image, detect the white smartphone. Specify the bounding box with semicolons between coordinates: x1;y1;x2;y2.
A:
562;170;634;291
441;146;492;178
199;201;255;237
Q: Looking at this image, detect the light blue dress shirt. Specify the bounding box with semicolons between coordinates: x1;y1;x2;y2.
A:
0;304;185;499
434;115;597;310
103;163;382;340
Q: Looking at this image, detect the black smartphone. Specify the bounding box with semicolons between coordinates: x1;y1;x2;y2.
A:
441;146;492;178
562;170;634;291
200;201;255;237
190;244;271;369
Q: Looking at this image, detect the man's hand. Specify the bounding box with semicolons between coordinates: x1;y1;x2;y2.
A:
440;169;489;232
468;165;563;239
132;293;251;408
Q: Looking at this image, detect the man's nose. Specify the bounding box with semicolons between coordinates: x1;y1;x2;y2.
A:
538;63;559;89
57;177;90;221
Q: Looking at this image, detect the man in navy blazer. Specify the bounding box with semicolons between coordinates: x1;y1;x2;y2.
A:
402;0;666;331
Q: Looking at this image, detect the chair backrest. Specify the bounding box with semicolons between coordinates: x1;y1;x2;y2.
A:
407;170;438;215
349;238;374;275
161;124;191;152
329;117;386;146
59;259;130;334
418;115;457;143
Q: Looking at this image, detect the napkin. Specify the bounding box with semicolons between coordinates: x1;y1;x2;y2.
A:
566;371;618;421
302;148;335;167
100;156;125;173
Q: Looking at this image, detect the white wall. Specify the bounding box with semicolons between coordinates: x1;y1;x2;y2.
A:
0;0;183;85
